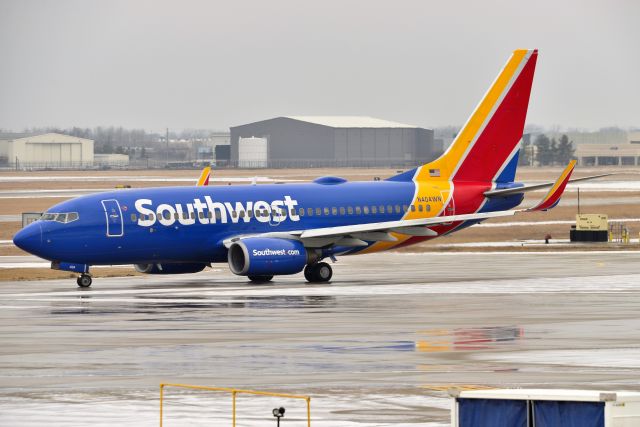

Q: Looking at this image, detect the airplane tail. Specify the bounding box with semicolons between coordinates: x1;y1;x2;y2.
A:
390;49;538;184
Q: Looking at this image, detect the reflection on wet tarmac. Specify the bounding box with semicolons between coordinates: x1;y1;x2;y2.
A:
416;326;524;352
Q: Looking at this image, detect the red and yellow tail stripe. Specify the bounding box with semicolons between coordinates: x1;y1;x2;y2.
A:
416;49;537;183
526;160;576;212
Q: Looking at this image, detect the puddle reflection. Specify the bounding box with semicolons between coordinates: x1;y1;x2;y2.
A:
416;326;524;352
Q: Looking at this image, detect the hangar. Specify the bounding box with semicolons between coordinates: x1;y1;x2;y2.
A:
230;116;437;168
0;132;94;169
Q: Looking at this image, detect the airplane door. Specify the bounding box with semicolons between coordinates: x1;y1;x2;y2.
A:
101;199;124;237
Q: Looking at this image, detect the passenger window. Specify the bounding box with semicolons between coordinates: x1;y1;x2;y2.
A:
355;206;362;215
208;211;213;219
347;206;353;215
379;205;385;213
174;212;179;220
402;205;408;212
340;207;345;215
246;210;252;218
395;205;401;213
418;205;423;212
216;211;222;219
411;205;416;212
371;206;377;214
331;207;337;215
190;212;195;220
130;213;137;222
199;211;205;219
149;213;155;221
299;208;305;217
363;206;369;214
315;207;321;216
307;208;313;216
426;204;431;212
387;205;393;213
323;207;329;216
239;211;245;218
232;211;237;218
290;209;296;216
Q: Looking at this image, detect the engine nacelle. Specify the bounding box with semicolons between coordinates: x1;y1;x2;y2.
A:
134;263;207;274
228;238;313;276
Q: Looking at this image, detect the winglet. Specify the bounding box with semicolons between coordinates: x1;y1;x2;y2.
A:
525;160;576;211
196;166;211;186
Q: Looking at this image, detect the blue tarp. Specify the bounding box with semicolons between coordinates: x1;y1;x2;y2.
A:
458;398;527;427
534;401;604;427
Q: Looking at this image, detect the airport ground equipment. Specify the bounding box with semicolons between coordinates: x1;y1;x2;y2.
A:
159;383;311;427
570;214;609;242
449;388;640;427
609;221;632;244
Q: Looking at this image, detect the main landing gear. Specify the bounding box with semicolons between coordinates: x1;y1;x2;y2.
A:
76;274;92;288
304;262;332;283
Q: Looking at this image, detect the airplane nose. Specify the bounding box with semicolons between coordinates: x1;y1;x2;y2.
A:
13;222;43;255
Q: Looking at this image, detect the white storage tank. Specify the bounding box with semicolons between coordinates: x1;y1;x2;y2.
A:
238;136;267;168
450;388;640;427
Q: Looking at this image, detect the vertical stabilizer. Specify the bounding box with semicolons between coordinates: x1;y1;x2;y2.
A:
391;49;537;184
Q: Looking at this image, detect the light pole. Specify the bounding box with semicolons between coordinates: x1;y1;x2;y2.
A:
272;407;285;426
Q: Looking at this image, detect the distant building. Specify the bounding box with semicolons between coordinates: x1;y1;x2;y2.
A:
94;153;130;167
0;132;94;168
230;116;436;168
575;141;640;166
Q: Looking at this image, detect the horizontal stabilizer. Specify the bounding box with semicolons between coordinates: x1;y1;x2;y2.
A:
525;160;576;211
484;172;611;198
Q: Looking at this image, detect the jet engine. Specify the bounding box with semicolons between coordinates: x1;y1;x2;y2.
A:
134;263;207;274
228;238;316;276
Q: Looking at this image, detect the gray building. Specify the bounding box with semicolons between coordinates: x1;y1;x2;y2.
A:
229;116;436;168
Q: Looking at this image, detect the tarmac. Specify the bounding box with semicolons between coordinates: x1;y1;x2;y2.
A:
1;250;640;426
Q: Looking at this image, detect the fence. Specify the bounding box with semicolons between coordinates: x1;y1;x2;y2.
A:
159;383;311;427
0;158;425;171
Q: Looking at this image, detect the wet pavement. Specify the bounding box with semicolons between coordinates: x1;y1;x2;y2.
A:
1;251;640;425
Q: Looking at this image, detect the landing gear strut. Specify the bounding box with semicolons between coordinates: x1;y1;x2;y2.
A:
76;274;92;288
304;262;332;283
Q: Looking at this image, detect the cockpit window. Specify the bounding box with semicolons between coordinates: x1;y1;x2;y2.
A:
40;212;79;223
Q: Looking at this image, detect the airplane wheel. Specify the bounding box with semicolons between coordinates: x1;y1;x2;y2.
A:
77;274;92;288
315;262;332;282
305;262;332;283
248;275;273;283
304;264;315;282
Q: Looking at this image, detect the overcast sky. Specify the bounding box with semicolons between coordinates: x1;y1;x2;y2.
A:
1;0;638;133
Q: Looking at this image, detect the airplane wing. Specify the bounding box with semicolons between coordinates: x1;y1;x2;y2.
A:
223;209;517;248
522;160;576;211
196;166;211;186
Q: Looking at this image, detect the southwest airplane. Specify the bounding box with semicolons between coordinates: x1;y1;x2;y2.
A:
13;49;598;287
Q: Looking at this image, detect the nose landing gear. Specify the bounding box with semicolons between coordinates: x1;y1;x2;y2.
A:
77;274;93;288
304;262;332;283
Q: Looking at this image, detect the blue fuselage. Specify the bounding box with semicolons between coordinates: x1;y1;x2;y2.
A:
14;178;523;267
